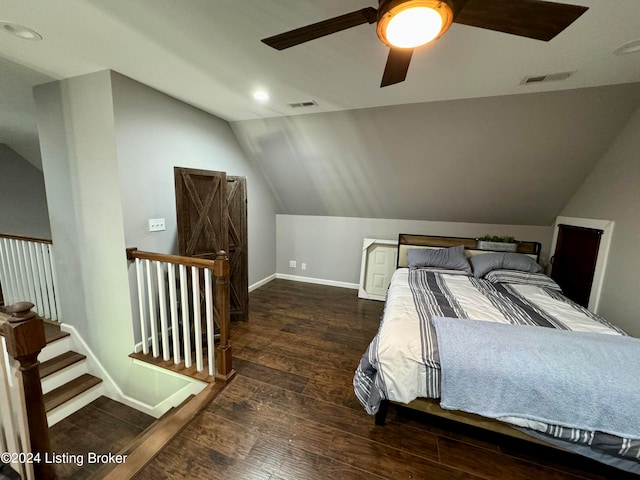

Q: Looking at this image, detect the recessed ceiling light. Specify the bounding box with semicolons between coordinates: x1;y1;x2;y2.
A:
252;91;270;102
613;39;640;56
0;22;42;40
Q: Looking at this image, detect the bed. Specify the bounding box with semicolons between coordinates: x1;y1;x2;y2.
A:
353;234;640;473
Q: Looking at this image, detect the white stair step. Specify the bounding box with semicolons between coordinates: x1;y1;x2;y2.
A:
39;336;73;363
45;375;104;427
41;360;88;395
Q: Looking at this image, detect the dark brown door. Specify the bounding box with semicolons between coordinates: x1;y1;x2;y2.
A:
550;224;602;308
174;167;229;260
227;176;248;322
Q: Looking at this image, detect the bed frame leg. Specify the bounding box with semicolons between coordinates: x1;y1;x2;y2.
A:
375;400;389;426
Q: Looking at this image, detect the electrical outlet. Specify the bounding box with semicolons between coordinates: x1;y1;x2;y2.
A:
148;218;166;232
301;263;307;271
289;260;296;268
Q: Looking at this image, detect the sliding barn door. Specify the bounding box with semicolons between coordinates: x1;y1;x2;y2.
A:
227;176;248;322
174;167;228;259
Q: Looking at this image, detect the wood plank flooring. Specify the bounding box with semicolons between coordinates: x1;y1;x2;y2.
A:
136;279;636;480
48;396;155;479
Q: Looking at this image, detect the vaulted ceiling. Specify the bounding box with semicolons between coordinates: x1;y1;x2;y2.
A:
232;82;640;225
2;0;640;223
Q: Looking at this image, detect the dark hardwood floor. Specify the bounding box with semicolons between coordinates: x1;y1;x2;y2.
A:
48;396;155;479
134;279;635;480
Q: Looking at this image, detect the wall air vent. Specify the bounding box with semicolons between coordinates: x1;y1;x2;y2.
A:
520;71;574;85
288;100;318;108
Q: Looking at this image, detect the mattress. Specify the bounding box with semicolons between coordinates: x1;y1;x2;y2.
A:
353;267;639;470
356;268;623;407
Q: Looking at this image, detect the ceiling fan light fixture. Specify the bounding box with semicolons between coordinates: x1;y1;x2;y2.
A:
377;0;453;49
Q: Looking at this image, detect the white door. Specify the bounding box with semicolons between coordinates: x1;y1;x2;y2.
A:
358;239;398;301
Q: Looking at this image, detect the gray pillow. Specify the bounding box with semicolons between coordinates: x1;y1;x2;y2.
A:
470;252;542;278
407;246;472;274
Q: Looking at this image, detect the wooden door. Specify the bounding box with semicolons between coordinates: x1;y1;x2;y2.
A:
227;176;248;322
550;224;602;308
174;167;228;259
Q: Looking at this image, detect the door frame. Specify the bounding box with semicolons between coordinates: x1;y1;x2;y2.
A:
550;216;614;313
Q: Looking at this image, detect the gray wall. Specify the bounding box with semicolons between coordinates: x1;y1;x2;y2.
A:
232;83;640;226
33;71;225;404
277;215;553;285
33;70;279;406
110;72;278;286
0;144;51;238
561;103;640;336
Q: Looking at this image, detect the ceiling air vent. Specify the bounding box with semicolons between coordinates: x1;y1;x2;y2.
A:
288;100;318;108
520;71;574;85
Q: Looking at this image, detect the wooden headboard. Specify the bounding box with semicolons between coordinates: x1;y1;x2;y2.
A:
396;233;541;268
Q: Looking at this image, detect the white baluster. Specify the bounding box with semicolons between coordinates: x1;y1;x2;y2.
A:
168;263;180;364
192;266;203;372
44;245;59;321
18;241;35;304
146;259;159;357
135;258;149;355
28;243;44;317
0;337;28;480
33;244;49;319
205;268;215;376
180;264;191;368
157;261;170;361
0;238;15;305
9;240;24;302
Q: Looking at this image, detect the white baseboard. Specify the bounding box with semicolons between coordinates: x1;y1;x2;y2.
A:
60;323;123;400
129;358;206;417
249;273;276;292
248;272;358;292
276;273;359;290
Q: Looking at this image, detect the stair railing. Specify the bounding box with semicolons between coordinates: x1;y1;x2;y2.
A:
126;248;233;380
0;302;57;480
0;234;60;322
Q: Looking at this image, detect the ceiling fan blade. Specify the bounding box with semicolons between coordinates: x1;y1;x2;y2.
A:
261;7;378;50
454;0;588;41
380;48;414;87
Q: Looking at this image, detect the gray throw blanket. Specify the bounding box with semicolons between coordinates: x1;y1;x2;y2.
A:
432;317;640;439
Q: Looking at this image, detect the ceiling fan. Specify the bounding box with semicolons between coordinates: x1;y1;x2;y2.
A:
261;0;588;87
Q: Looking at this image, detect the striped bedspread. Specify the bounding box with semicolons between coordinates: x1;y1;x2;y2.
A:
353;268;638;465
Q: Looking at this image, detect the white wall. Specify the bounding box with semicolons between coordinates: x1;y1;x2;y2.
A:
560;103;640;336
34;71;200;406
0;144;50;238
277;215;553;286
110;72;277;286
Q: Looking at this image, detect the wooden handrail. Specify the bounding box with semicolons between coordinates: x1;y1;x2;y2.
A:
0;233;53;245
126;247;234;381
126;248;219;270
1;302;57;480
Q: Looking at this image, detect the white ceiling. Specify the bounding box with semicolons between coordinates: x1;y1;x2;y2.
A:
1;0;640;166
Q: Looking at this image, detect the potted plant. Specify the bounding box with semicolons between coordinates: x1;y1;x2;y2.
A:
476;235;518;252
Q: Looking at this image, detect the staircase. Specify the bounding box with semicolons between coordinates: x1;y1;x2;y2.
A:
38;322;104;426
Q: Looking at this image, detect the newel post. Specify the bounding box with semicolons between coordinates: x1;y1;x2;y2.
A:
213;251;234;381
2;302;57;480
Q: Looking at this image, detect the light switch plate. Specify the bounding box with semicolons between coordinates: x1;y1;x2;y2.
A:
149;218;165;232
